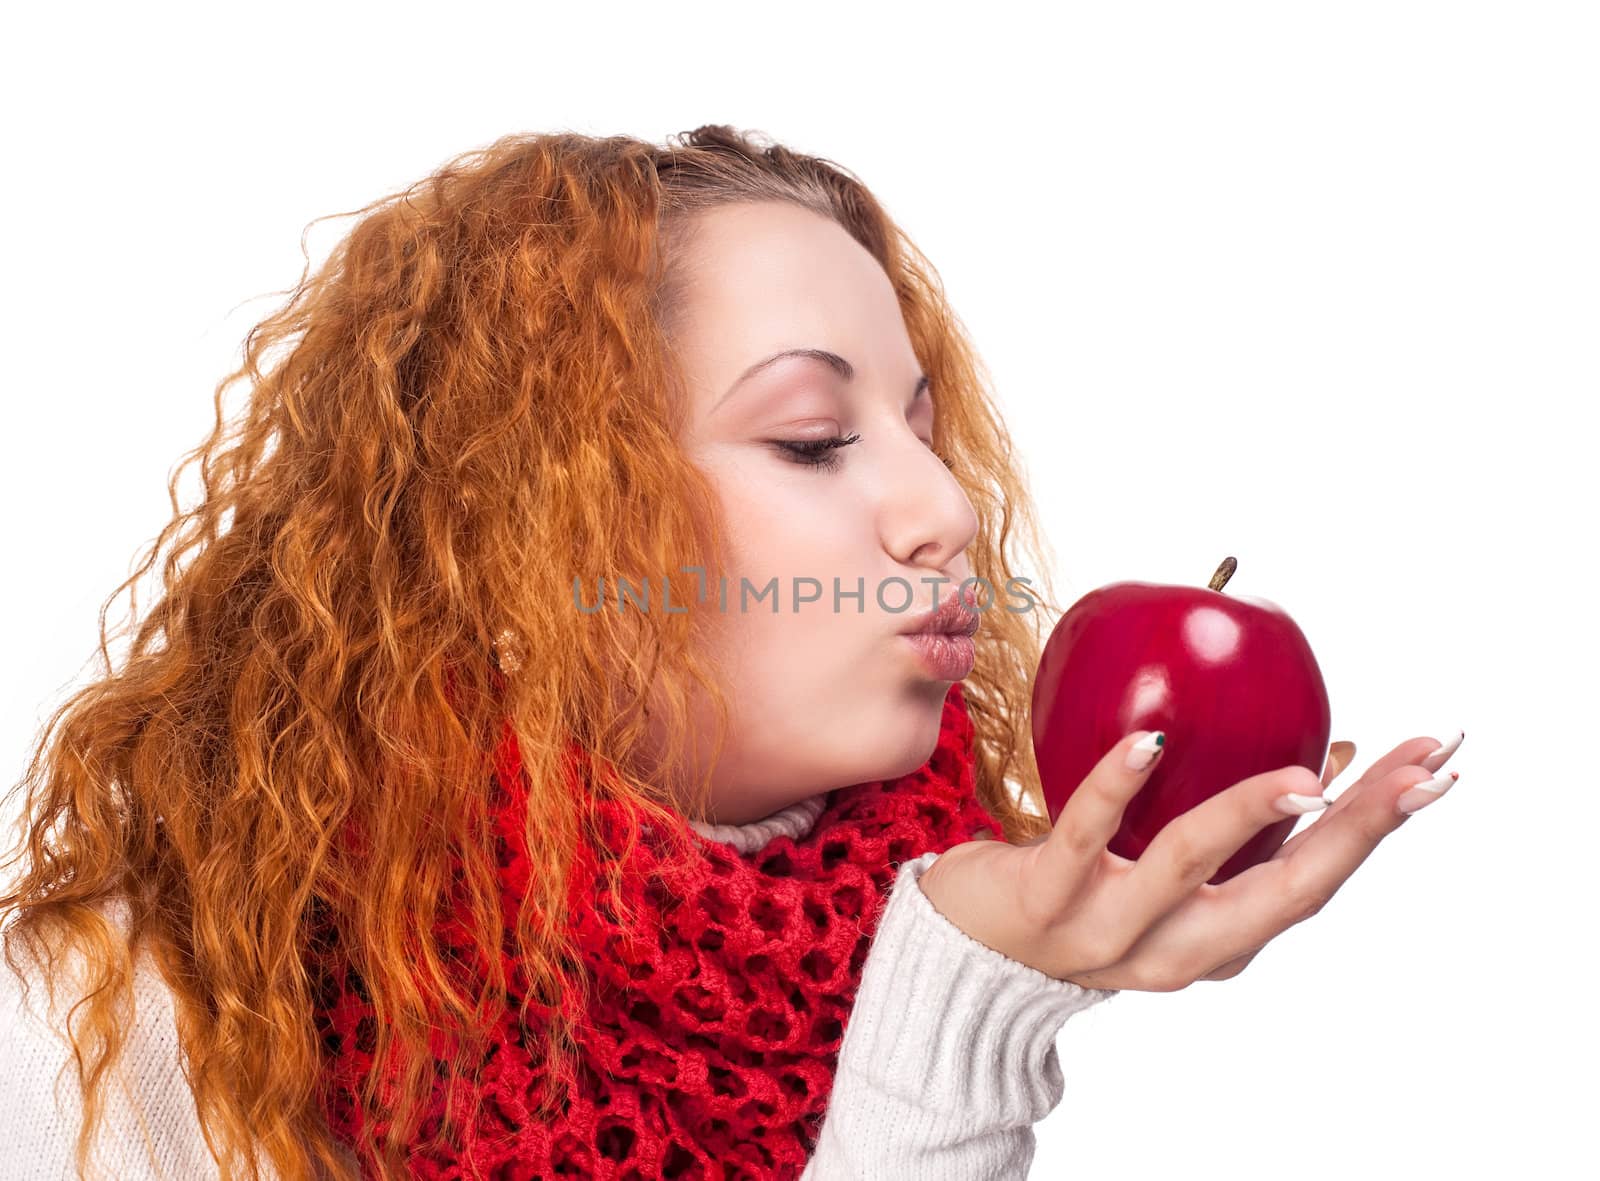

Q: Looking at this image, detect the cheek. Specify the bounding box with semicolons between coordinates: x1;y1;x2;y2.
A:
712;459;875;581
694;456;920;719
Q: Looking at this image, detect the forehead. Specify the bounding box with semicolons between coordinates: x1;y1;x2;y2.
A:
666;201;913;391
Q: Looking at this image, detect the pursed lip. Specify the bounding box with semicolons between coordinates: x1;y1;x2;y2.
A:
900;584;982;637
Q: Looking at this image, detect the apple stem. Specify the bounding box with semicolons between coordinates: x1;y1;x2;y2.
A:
1209;556;1238;592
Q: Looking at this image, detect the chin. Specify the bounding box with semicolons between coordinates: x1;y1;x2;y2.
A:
868;704;945;782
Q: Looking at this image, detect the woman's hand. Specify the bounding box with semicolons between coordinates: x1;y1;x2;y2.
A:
918;728;1462;992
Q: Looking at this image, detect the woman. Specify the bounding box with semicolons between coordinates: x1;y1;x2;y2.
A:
0;125;1462;1180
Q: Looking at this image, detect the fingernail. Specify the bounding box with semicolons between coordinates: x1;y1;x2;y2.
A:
1125;731;1165;771
1396;771;1459;815
1421;729;1465;772
1274;792;1330;816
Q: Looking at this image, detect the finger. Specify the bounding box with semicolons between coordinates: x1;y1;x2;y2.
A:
1128;762;1450;981
1349;732;1463;792
1039;729;1168;877
1201;763;1452;955
1420;729;1465;773
1277;732;1459;862
1113;763;1327;941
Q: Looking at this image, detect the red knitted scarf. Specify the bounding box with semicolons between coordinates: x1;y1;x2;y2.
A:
313;682;997;1180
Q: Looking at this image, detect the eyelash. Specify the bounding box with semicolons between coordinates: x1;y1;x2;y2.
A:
773;432;862;472
771;433;956;473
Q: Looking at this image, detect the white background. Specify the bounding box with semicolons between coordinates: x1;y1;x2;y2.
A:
2;2;1594;1177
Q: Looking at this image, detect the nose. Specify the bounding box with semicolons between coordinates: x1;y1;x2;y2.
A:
879;440;979;578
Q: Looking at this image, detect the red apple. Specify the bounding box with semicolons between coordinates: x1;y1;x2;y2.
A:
1031;557;1332;885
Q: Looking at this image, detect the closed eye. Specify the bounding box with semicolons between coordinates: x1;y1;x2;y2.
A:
772;432;862;472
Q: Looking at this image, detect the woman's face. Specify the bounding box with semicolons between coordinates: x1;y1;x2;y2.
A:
651;200;981;825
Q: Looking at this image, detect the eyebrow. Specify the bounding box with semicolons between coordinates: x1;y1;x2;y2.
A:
714;347;930;412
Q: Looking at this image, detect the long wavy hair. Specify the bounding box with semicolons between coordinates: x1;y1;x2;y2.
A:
0;125;1070;1181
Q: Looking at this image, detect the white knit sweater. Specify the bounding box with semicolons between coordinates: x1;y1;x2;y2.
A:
0;798;1115;1180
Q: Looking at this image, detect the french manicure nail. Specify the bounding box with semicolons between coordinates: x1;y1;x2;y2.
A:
1126;731;1165;771
1275;792;1330;816
1396;771;1459;815
1421;730;1465;772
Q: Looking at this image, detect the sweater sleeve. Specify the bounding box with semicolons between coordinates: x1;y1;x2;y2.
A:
0;928;243;1180
799;849;1117;1181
